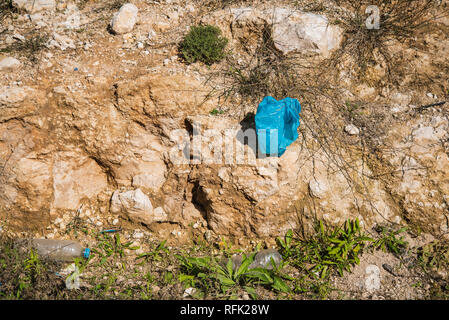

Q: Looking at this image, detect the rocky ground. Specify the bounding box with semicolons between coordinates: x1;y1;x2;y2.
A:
1;0;449;300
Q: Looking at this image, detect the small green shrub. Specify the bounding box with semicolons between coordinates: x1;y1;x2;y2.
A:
284;219;374;279
179;25;228;65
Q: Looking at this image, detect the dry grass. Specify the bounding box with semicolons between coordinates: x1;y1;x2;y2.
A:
327;0;446;83
0;32;49;63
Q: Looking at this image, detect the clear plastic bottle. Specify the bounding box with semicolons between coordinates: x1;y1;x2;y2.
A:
249;249;282;269
22;239;90;262
229;249;283;271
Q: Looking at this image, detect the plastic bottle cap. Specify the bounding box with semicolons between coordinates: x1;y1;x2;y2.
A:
83;248;91;259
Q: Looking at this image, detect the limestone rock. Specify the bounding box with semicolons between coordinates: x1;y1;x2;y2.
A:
12;0;55;13
51;151;108;211
0;57;21;71
0;86;33;106
153;207;168;222
110;3;138;34
110;189;154;225
271;9;343;57
345;124;360;135
47;33;76;51
309;179;329;199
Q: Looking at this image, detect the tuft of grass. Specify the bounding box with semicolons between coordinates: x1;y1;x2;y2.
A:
176;251;292;299
0;236;64;299
0;0;18;19
418;241;449;277
373;225;408;255
179;25;228;65
329;0;442;82
136;240;169;264
0;33;49;62
417;240;449;299
284;219;374;279
215;27;298;105
92;232;139;266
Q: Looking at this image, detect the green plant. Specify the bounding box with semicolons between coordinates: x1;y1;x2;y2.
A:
418;241;449;276
177;252;291;299
179;25;228;65
136;240;169;263
288;219;373;279
209;108;224;115
373;225;408;255
277;229;294;259
92;233;139;267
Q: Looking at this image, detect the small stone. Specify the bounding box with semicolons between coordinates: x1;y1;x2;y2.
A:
133;231;144;239
345;124;360;135
152;285;160;293
49;33;76;51
5;36;14;45
110;189;154;225
148;30;156;40
12;34;25;42
0;57;21;71
137;42;144;49
309;179;329;199
204;230;213;242
365;265;381;293
112;218;119;225
110;3;138;35
153;207;168;222
183;287;196;298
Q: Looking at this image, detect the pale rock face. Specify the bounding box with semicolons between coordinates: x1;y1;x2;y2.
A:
383;115;449;235
13;157;52;211
132;170;166;191
12;0;55;13
412;126;439;145
110;189;154;225
271;10;343;57
0;86;34;106
51;151;108;211
0;19;448;244
153;207;168;222
206;7;343;58
110;3;139;34
0;57;21;71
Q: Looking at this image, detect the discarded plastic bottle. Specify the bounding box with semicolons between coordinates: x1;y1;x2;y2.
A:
230;249;283;271
249;249;283;269
21;239;90;262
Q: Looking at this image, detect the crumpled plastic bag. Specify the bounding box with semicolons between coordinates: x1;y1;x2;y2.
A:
255;96;301;157
61;263;80;290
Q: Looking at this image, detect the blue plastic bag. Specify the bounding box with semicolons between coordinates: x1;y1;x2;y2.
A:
255;96;301;157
